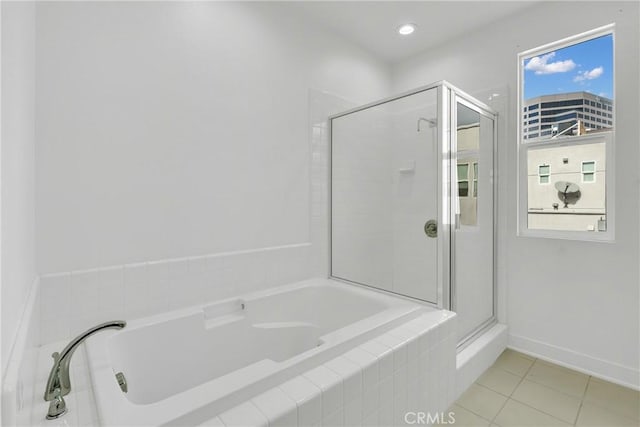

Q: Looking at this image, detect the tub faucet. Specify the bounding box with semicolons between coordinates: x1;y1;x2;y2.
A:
43;320;126;419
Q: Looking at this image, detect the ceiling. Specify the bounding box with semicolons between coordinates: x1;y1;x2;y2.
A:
284;1;537;63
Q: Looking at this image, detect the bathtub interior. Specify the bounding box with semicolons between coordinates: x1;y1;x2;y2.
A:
102;280;415;405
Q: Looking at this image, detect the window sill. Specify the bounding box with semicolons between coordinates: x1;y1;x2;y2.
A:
517;229;615;243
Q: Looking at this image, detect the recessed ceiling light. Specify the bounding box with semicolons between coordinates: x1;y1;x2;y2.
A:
397;23;416;36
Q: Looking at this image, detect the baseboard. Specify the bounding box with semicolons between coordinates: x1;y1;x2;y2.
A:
1;276;40;426
508;333;640;391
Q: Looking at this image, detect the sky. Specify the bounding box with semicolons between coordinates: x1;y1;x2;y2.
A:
523;34;613;101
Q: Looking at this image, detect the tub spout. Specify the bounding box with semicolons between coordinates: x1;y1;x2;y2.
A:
43;320;126;419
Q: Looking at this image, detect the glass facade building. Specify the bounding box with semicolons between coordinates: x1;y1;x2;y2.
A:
522;91;613;140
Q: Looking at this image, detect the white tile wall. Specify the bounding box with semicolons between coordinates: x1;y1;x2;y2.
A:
1;278;40;427
38;243;311;346
308;89;357;278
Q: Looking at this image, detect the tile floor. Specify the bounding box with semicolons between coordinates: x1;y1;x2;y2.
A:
447;349;640;427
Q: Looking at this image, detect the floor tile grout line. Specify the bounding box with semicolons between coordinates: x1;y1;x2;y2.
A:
571;374;592;425
513;356;589;425
581;375;640;422
526;358;592;399
522;376;589;400
474;381;514;398
459;350;640;427
455;351;535;423
488;355;537;423
453;386;501;423
518;375;588;402
508;393;580;426
451;403;494;425
575;393;640;424
490;355;584;426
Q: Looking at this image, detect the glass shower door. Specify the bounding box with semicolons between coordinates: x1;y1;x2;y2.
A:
452;96;496;344
331;87;441;304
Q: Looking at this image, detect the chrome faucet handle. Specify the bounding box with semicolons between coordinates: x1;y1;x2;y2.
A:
43;320;126;419
46;387;67;420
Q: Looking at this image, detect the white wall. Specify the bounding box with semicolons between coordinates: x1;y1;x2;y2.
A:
392;1;639;387
1;1;36;376
35;1;390;274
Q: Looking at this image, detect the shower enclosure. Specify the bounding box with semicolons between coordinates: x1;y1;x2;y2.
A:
329;81;497;347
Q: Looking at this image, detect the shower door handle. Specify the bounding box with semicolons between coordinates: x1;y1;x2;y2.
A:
424;220;437;238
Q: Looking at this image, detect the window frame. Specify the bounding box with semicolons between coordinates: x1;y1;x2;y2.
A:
581;160;596;183
538;164;550;184
457;162;470;198
517;24;615;242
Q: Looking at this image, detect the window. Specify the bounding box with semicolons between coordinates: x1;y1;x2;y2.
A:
473;162;478;197
457;163;469;197
582;161;595;182
518;25;614;240
538;164;550;184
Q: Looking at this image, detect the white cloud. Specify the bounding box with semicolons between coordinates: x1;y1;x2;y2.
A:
525;52;576;75
574;66;604;82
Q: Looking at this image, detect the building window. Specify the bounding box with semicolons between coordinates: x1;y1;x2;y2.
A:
582;161;596;182
538;164;550;184
457;163;469;197
518;25;614;240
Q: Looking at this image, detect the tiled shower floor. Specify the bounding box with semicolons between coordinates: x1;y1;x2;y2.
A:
447;349;640;426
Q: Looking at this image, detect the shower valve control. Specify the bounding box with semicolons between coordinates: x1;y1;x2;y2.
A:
424;220;438;238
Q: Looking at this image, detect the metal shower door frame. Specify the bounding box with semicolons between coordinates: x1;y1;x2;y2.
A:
447;84;499;349
328;81;499;342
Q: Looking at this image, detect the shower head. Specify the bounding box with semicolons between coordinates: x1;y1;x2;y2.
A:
417;117;437;132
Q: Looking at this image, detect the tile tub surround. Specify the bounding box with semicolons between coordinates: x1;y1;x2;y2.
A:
173;310;456;427
38;243;311;345
27;308;457;426
449;349;640;427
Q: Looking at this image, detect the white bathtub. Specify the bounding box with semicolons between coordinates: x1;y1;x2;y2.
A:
86;278;433;426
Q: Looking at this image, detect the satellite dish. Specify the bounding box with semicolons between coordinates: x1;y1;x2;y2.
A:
554;181;581;208
554;181;580;193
